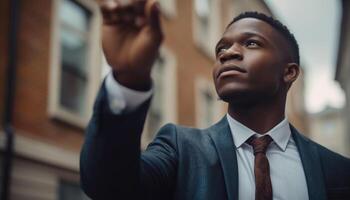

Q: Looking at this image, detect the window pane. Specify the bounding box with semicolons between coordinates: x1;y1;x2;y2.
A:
59;16;89;116
61;28;88;75
60;0;91;32
195;0;210;44
59;67;87;116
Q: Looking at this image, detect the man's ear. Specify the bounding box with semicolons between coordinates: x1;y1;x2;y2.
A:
283;63;300;86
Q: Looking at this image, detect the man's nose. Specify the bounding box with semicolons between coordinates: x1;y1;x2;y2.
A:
219;44;243;63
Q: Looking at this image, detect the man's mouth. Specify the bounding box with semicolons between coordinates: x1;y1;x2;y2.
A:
217;65;247;78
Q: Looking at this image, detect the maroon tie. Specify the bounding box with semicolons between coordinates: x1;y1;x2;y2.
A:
247;135;273;200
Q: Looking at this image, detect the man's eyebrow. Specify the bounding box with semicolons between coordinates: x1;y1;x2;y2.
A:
215;38;225;50
241;31;269;43
215;31;270;50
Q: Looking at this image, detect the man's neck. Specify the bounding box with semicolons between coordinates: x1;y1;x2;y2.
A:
227;99;286;134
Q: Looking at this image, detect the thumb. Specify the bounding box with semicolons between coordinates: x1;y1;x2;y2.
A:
145;0;162;33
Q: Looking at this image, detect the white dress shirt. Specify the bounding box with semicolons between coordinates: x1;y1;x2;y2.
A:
105;73;309;199
227;114;309;200
105;72;153;114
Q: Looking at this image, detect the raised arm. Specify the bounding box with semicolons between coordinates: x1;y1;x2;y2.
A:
80;1;177;199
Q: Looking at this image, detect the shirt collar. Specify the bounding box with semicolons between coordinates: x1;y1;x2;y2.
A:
226;114;291;151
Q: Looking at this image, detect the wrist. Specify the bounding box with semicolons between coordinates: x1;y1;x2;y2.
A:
112;70;152;91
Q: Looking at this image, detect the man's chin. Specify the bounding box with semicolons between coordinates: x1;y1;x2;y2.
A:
217;88;257;105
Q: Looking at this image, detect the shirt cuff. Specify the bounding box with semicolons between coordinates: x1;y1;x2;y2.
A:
105;72;153;114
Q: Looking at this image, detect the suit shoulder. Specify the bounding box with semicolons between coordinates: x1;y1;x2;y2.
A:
312;142;350;189
155;123;204;143
158;116;227;138
309;140;350;181
156;123;212;147
311;140;350;164
158;123;204;135
292;128;350;187
292;127;350;164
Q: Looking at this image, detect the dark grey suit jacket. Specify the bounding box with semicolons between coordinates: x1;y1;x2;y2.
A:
80;84;350;200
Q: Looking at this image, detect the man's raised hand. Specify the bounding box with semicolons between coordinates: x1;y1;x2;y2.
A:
99;0;163;90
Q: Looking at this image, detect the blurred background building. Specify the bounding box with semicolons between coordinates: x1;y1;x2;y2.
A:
309;106;347;156
0;0;99;199
335;0;350;156
0;0;348;199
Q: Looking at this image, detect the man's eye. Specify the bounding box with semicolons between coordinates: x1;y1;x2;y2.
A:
216;46;228;54
246;40;260;48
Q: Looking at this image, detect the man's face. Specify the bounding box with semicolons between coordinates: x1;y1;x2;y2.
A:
213;18;289;104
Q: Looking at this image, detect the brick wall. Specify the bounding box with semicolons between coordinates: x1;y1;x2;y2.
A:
162;0;217;126
12;0;84;152
0;0;10;128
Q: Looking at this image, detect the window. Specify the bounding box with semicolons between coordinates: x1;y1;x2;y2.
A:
141;48;177;149
193;0;222;59
49;0;101;128
58;180;90;200
195;77;224;128
202;90;215;126
59;0;91;116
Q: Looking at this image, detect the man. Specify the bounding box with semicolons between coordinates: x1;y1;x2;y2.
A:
80;0;350;199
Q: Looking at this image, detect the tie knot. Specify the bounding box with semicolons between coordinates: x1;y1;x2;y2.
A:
247;135;272;155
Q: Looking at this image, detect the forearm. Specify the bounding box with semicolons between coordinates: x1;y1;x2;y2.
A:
82;0;164;197
80;83;150;199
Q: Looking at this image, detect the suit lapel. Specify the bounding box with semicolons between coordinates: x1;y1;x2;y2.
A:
207;119;327;200
208;117;239;200
291;125;327;200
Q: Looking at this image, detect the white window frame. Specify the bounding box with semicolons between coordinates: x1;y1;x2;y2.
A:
195;76;225;128
141;47;178;149
193;0;222;59
48;0;102;128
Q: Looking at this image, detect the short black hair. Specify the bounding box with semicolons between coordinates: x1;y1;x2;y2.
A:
228;11;300;65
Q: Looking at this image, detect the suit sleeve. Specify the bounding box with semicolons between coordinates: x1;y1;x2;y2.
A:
80;82;178;199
